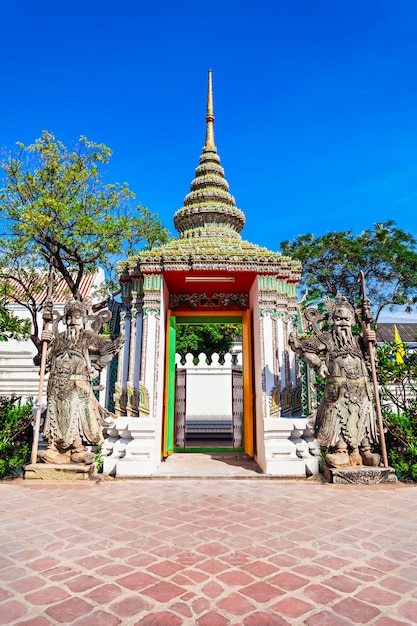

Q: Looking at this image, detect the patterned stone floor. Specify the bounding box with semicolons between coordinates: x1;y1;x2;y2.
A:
1;473;417;625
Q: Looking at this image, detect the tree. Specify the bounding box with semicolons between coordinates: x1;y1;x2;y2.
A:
176;323;242;362
0;131;169;355
280;221;417;321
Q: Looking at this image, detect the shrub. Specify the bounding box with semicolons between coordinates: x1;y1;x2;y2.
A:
377;342;417;481
0;397;33;478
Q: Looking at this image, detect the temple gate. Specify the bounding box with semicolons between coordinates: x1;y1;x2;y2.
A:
103;71;320;477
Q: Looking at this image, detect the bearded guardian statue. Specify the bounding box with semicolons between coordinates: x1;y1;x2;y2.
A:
289;295;380;469
38;299;124;464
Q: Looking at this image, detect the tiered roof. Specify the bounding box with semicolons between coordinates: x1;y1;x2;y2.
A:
125;71;300;280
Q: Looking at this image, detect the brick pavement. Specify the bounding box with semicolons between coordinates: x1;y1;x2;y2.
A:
1;475;417;625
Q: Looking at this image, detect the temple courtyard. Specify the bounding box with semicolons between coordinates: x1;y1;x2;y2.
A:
1;465;417;625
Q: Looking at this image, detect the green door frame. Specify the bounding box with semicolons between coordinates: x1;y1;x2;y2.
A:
163;310;253;456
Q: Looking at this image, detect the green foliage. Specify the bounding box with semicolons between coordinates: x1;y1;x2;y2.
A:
377;342;417;481
0;397;33;478
94;444;103;473
0;300;31;342
176;323;242;363
280;221;417;321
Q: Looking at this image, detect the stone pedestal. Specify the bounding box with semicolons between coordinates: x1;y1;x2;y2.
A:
24;463;97;480
324;465;397;484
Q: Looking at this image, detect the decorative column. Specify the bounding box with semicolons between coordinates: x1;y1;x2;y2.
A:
114;275;132;415
141;274;162;418
103;272;163;477
126;275;144;416
256;275;319;477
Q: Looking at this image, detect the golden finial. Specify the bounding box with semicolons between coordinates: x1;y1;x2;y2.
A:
205;69;215;148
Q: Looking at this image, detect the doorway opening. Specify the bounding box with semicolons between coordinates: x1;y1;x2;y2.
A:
163;311;253;457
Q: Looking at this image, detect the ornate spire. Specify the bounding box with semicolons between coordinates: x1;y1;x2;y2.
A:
173;70;245;239
205;69;215;149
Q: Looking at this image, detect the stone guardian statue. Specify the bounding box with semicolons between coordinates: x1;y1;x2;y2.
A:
289;295;380;469
38;299;124;464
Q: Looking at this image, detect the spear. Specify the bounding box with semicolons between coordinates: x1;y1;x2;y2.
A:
30;260;55;464
358;271;389;467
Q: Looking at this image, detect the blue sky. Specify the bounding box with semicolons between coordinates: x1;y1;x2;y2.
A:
1;0;417;319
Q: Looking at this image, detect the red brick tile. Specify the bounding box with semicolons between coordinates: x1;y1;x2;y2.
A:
217;592;256;616
107;547;135;559
293;564;329;577
28;556;60;572
180;591;196;601
0;565;27;580
73;555;111;569
197;542;228;557
384;549;412;562
116;571;158;590
169;601;193;618
366;556;397;572
242;560;277;577
109;596;148;617
218;571;254;586
192;598;211;614
242;545;275;559
73;609;121;626
45;597;94;623
45;565;81;582
196;611;230;626
240;581;283;603
11;549;43;562
268;571;309;591
0;556;14;569
398;599;417;622
134;612;183;625
333;597;381;623
182;569;209;582
345;566;380;582
142;581;186;602
171;573;193;585
96;563;134;577
323;574;361;593
87;583;122;604
25;585;70;605
197;558;228;574
126;554;155;567
15;618;51;626
146;560;184;577
355;586;401;606
151;545;180;558
8;575;47;594
243;613;291;626
313;555;351;570
174;551;202;565
380;575;415;594
0;588;12;602
220;551;250;566
65;574;102;592
267;553;300;567
202;581;224;598
305;610;353;625
303;583;341;604
398;564;417;581
0;600;28;625
271;596;315;618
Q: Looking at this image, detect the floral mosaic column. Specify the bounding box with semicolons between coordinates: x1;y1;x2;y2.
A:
114;275;132;415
